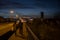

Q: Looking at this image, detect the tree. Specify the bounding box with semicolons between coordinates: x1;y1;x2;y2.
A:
0;16;5;22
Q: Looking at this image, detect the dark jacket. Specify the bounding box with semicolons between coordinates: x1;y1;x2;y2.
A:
18;20;23;29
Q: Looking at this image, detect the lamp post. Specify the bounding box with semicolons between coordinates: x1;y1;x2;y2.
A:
16;14;19;19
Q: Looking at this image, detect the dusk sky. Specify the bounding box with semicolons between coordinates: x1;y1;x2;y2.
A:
0;0;60;18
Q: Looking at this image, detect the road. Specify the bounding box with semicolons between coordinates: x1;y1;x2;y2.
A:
0;23;14;36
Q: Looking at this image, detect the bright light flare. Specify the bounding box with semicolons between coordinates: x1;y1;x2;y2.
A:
29;19;33;21
10;10;14;13
20;17;27;22
16;14;19;18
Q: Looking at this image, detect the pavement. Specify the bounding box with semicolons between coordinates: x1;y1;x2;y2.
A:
9;22;28;40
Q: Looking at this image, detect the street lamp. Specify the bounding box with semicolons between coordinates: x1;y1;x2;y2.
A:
16;14;19;19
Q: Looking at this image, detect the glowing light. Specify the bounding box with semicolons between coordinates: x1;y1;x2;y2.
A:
10;10;14;13
30;19;33;21
16;14;19;18
19;17;26;22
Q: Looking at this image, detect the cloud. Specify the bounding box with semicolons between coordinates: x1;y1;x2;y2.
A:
0;0;36;9
34;0;59;9
0;0;59;9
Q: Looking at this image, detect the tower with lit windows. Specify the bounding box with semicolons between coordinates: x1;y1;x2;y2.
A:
40;12;44;18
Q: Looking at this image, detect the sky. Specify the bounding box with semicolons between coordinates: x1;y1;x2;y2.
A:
0;0;60;18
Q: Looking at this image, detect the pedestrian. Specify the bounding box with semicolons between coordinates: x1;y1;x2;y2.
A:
13;19;19;35
18;17;24;36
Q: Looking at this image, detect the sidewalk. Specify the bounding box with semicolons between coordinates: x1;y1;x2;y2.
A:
8;29;27;40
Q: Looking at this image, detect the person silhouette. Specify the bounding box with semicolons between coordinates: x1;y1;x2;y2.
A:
19;17;25;36
13;19;20;35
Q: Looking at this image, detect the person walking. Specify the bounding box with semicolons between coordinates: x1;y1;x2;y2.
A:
18;17;24;36
13;19;20;35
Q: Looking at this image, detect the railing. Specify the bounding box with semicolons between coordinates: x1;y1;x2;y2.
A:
14;20;39;40
23;22;39;40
